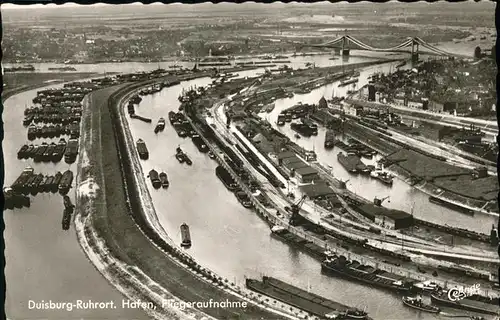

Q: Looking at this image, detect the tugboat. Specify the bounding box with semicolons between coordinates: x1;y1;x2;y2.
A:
402;296;440;313
175;146;185;163
370;170;394;186
159;172;169;189
154;117;166;134
136;139;149;160
180;223;191;248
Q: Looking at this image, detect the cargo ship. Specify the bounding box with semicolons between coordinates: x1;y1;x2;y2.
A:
430;291;499;315
428;196;474;215
246;276;370;320
159;172;169;189
62;207;72;231
191;134;209;153
324;130;335;149
402;296;440;313
235;191;253;208
180;223;191;247
64;139;79;164
136;139;149;160
215;166;238;191
321;255;413;293
369;170;394;186
58;170;74;195
338;77;358;87
148;169;161;189
154;117;166;133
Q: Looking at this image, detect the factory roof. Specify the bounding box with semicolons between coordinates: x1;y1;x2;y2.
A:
300;182;335;198
283;156;305;166
344;99;383;110
295;167;319;176
284;160;309;170
278;151;296;160
357;203;412;220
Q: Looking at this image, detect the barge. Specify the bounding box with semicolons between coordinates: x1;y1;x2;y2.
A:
191;134;209;153
62;207;72;231
52;138;67;162
235;191;253;208
58;170;74;195
338;77;359;87
180;223;191;248
337;152;360;173
324;129;336;149
64;139;78;164
246;276;370;320
215;166;238;191
290;123;313;137
11;166;35;194
3;187;30;210
52;172;62;193
130;114;152;123
136;139;149;160
430;291;499;315
428;196;474;215
63;195;75;214
148;169;161;189
321;255;413;293
159;172;169;189
277;114;286;126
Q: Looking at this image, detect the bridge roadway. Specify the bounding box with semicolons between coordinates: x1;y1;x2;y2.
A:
210;97;500;263
204;98;499;297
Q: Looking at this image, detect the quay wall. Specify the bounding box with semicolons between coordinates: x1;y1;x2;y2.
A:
183;106;498;299
97;75;303;320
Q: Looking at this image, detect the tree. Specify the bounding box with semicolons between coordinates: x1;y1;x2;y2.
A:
474;46;482;59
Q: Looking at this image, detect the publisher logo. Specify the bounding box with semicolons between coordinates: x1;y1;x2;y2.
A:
448;284;480;302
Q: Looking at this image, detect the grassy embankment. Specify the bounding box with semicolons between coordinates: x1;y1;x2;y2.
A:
79;79;290;320
2;72;98;101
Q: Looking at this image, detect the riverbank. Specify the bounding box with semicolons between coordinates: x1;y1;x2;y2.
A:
76;73;296;319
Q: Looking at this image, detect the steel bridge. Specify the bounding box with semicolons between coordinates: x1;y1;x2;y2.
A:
302;35;468;61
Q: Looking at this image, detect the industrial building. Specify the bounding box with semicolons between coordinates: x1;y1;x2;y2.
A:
355;203;414;230
300;181;335;199
295;167;320;183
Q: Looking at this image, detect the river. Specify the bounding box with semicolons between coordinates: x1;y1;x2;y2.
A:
4;54;495;320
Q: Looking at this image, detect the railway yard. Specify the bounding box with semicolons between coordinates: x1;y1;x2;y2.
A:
4;58;500;320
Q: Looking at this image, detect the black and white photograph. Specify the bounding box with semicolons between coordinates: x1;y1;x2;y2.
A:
1;1;499;320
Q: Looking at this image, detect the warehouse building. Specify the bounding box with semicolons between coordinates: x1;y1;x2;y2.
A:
300;181;335;199
355;203;414;230
295;167;320;183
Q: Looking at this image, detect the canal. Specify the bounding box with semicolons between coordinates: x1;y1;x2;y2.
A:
4;53;495;320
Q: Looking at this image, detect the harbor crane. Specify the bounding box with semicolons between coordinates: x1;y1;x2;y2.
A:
374;196;390;206
289;195;307;226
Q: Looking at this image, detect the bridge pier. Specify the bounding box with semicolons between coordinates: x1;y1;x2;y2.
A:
411;53;419;63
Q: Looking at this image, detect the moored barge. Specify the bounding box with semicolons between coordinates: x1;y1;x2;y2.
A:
64;139;78;164
148;169;161;189
136;139;149;160
58;170;74;195
430;291;499;315
215;166;238;191
428;196;475;215
321;255;413;293
235;191;253;208
159;172;169;189
402;296;440;313
191;134;209;153
246;276;370;320
324;129;335;149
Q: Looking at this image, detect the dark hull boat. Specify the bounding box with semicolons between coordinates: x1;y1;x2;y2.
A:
428;196;474;215
402;297;440;314
148;169;161;189
137;138;149;160
180;223;191;247
235;191;253;208
159;172;169;188
58;170;74;195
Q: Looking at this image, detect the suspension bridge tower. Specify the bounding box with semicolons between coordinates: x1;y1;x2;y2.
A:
342;36;350;57
411;39;419;63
